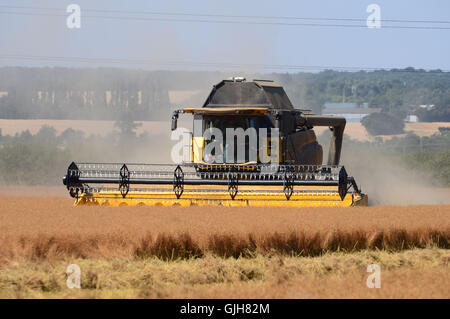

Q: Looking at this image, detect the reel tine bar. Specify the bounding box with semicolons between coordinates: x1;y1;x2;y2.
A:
119;164;130;198
173;165;184;199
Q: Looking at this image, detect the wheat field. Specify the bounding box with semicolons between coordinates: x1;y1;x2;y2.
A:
0;194;449;298
0;196;449;261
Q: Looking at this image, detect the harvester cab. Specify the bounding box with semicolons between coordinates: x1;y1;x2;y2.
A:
63;78;367;207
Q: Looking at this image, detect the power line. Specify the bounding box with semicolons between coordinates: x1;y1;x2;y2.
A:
0;9;450;30
0;54;449;73
1;4;450;24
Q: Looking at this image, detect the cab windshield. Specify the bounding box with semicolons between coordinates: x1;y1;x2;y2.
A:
203;116;272;163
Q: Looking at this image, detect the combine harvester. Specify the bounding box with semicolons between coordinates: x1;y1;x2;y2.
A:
63;78;367;207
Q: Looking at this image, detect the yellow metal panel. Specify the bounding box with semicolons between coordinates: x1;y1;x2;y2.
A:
192;137;204;163
190;136;194;163
73;184;367;208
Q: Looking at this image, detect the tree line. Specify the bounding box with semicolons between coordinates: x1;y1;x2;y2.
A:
0;67;449;121
0;68;171;120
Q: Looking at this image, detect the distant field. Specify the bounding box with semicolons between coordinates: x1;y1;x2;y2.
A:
0;119;448;141
0;119;171;137
315;121;450;141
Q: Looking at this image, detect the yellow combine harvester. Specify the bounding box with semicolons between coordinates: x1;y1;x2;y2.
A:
63;78;367;207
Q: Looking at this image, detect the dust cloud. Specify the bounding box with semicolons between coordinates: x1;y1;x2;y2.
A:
341;146;450;206
316;130;450;206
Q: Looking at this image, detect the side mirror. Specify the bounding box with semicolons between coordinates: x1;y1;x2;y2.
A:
171;112;178;131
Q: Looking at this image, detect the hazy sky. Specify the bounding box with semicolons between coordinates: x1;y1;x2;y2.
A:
0;0;449;72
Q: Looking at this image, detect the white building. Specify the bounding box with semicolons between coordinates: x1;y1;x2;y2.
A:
405;115;418;123
322;102;381;123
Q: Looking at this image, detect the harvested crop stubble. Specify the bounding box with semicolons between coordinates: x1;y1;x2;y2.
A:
0;196;449;262
1;248;449;298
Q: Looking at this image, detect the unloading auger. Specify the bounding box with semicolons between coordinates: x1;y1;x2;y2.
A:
63;77;367;207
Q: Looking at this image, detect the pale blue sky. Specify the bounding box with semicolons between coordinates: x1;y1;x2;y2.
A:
0;0;449;71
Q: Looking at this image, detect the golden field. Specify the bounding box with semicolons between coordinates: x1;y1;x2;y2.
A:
0;119;448;141
0;194;448;298
315;121;450;141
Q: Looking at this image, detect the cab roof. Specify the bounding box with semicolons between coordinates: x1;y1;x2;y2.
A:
202;78;294;110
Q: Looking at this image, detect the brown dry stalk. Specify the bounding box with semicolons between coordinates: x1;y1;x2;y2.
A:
0;196;449;263
1;228;448;263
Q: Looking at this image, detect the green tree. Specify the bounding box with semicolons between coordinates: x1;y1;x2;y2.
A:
361;112;405;136
114;110;143;139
